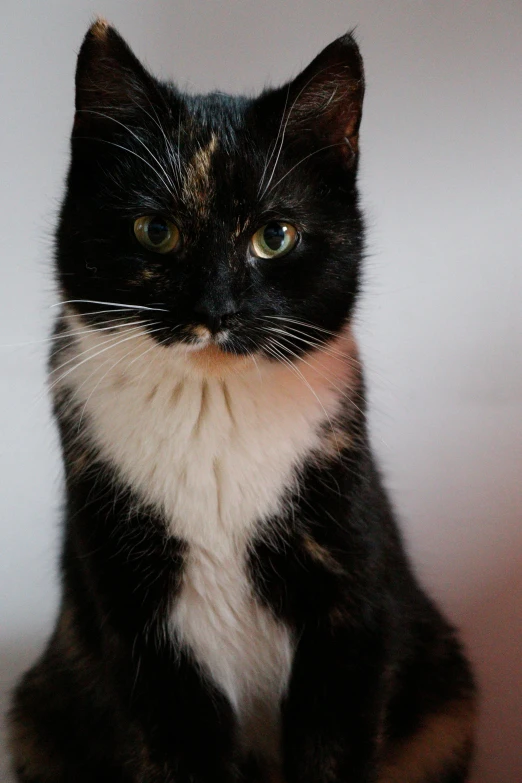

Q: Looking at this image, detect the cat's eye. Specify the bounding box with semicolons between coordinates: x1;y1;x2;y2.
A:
250;222;298;259
134;216;180;254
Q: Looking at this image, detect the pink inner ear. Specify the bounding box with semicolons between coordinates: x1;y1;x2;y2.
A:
287;73;364;165
283;34;365;167
339;91;364;157
319;78;363;154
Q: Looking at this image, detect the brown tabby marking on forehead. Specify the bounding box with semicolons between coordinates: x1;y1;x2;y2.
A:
182;133;219;217
379;699;476;783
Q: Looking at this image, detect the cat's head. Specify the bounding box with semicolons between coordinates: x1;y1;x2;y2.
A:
57;19;365;372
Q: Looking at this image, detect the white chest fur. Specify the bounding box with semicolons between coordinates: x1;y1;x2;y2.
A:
57;314;353;758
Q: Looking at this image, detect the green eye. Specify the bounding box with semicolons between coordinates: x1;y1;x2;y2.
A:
134;216;180;254
250;221;298;259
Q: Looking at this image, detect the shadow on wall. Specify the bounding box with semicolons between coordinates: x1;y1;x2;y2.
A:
0;572;521;783
455;553;522;783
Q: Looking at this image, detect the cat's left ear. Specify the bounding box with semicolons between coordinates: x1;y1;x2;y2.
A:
276;32;365;167
73;19;169;134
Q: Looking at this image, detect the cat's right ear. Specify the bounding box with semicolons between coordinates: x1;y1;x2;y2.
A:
256;32;364;171
74;19;165;134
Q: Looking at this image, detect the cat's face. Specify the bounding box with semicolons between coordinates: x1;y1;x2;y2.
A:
57;20;365;367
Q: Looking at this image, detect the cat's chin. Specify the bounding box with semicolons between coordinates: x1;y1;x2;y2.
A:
173;326;257;377
184;342;256;378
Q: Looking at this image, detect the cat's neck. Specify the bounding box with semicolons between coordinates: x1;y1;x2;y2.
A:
57;307;359;414
53;308;360;547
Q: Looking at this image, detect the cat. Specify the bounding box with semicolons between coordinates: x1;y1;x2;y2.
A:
8;18;476;783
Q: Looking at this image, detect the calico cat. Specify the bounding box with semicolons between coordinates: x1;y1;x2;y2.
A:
9;19;476;783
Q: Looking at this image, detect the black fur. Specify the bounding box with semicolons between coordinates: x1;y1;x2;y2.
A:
9;21;476;783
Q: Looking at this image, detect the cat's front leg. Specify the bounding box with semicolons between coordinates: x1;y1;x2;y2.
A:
281;624;387;783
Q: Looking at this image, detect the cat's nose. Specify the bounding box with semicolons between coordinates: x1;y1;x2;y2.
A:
194;299;238;335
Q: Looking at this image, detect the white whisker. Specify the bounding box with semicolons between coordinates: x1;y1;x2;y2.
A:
75;110;177;195
30;326;148;409
264;142;343;199
74;134;175;194
266;334;365;421
53;299;168;312
263;315;353;342
48;326;146;385
257;85;290;195
259;64;340;200
46;328;160;403
127;329;179;389
55;308;142;319
0;317;141;350
128;97;183;189
263;338;341;457
260;316;394;388
76;325;167;428
258;323;350;363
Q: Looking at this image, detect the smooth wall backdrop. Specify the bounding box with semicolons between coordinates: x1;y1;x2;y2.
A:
1;1;521;780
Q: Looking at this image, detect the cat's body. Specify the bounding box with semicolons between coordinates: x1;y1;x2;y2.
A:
9;20;476;783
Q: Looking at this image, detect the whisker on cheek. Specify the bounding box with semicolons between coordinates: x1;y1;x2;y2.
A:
75;324;168;428
52;299;169;313
47;326;150;395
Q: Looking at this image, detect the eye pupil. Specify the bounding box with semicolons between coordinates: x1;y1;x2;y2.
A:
263;222;286;251
250;221;298;260
134;216;180;254
147;218;170;245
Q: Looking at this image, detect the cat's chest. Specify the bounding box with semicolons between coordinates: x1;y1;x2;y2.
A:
60;325;346;757
172;540;294;760
63;329;339;545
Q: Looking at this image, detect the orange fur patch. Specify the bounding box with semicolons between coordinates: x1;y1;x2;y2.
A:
182;134;218;215
90;17;110;41
378;699;475;783
187;344;254;378
302;533;344;574
192;325;211;340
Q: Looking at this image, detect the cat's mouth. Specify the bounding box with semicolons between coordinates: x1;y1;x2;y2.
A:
182;325;231;352
179;325;256;376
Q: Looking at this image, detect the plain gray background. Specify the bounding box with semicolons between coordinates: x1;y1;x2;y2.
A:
1;1;521;780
